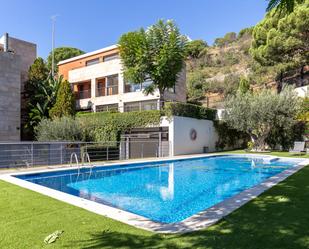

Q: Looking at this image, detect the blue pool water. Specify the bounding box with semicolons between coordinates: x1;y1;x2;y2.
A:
15;155;301;223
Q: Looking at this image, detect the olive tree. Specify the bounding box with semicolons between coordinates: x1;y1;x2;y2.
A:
224;86;300;151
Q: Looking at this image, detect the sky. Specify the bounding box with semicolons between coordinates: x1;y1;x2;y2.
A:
0;0;268;59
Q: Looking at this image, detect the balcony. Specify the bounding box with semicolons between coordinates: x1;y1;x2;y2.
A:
68;59;121;83
74;89;91;100
96;86;118;97
73;80;91;100
96;74;119;97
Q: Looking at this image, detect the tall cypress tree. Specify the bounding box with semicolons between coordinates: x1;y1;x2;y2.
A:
49;80;75;118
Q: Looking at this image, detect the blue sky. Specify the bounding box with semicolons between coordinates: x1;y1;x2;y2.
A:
0;0;268;58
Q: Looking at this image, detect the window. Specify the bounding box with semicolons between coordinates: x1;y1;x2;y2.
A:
96;75;118;96
96;104;118;112
141;100;158;111
103;53;119;62
125;79;152;93
86;58;100;66
106;75;118;95
124;100;158;112
96;78;106;97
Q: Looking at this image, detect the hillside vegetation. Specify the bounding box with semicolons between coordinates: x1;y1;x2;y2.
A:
186;0;309;105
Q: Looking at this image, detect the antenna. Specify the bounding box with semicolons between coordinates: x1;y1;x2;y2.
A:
51;15;59;78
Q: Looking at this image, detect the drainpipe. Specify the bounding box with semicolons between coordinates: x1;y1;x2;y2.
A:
3;33;9;52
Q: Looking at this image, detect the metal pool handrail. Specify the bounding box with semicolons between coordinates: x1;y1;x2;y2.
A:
82;152;95;175
70;152;80;174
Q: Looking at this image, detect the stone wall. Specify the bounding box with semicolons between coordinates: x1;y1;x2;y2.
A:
8;37;36;139
0;52;21;141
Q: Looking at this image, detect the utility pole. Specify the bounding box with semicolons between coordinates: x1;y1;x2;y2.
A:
51;15;58;78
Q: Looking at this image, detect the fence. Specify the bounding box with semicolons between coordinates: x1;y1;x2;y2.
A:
0;140;170;169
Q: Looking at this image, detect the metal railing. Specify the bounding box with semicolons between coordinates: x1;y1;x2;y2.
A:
75;89;91;99
96;86;119;97
0;140;170;169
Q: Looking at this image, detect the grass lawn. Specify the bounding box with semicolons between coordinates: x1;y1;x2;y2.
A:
1;152;309;249
217;149;309;158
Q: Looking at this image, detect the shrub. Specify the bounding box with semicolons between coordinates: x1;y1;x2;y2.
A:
77;110;161;142
214;121;249;150
35;117;82;141
185;40;208;58
164;102;216;120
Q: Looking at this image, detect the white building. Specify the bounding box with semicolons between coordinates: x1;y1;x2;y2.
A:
58;45;186;112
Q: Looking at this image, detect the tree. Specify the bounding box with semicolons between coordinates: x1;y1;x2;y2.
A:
266;0;304;13
224;86;300;151
49;80;75;118
214;32;237;47
237;27;254;40
28;76;62;128
187;71;208;103
119;20;187;107
24;58;49;138
24;58;48;99
251;1;309;81
238;77;250;94
47;47;85;73
185;40;208;58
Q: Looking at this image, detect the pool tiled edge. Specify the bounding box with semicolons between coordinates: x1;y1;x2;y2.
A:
1;154;308;233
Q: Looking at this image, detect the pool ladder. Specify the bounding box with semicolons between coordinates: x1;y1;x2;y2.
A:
70;152;94;175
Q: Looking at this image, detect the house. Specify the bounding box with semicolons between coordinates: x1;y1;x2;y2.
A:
58;45;221;157
58;45;186;112
0;33;36;141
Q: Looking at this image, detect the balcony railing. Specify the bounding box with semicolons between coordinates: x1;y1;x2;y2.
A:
96;86;118;97
75;89;91;99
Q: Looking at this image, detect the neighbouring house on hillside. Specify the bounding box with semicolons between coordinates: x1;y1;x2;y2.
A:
0;33;36;141
58;45;186;113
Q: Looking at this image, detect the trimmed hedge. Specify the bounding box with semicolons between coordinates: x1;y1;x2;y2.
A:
163;102;217;120
77;110;161;142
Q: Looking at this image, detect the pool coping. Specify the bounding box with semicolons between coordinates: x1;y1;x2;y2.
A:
1;153;308;233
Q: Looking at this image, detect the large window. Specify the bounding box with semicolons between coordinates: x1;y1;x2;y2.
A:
96;104;119;112
96;74;118;97
103;53;119;62
86;58;100;66
106;75;118;95
124;100;158;112
125;79;152;93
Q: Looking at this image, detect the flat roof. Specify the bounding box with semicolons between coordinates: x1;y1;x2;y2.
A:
0;35;36;47
57;44;118;65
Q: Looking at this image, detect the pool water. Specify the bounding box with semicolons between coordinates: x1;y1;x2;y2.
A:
15;155;300;223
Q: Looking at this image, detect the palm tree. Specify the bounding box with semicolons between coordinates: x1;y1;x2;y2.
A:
28;75;62;127
266;0;304;13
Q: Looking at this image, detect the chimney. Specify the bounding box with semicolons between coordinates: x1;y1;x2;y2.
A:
3;33;9;52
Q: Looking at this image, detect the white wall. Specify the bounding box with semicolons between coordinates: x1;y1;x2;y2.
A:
161;116;218;156
295;85;308;98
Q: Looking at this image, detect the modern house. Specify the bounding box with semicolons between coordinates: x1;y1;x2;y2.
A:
58;45;186;112
58;45;221;157
0;33;36;141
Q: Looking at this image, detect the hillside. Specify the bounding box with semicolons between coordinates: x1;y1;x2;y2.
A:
186;24;308;108
186;29;254;105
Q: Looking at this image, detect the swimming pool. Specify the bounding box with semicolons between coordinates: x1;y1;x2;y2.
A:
12;155;306;225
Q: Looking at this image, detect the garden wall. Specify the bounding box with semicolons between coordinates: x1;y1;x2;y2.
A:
161;116;219;156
